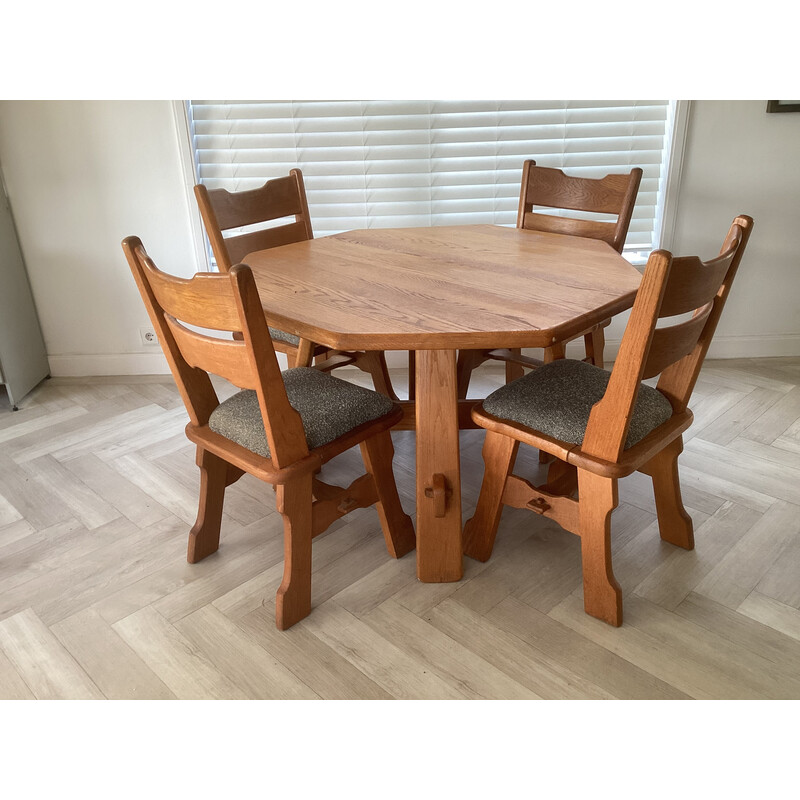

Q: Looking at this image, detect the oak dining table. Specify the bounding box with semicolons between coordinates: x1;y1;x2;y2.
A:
243;224;642;584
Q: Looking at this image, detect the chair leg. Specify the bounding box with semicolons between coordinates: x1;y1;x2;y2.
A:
543;342;566;363
543;457;578;496
584;327;605;368
294;338;316;367
455;349;485;399
505;349;524;384
463;431;519;562
642;436;694;549
187;448;229;563
360;431;416;558
274;474;314;630
355;351;398;400
407;351;416;400
314;349;333;365
577;471;622;626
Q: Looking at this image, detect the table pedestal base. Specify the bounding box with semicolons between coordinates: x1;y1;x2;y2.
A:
414;349;463;582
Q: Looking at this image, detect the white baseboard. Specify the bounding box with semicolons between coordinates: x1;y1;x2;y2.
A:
698;334;800;359
573;334;800;362
47;334;800;377
48;353;172;377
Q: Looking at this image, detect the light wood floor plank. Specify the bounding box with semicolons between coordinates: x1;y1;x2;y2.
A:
693;500;800;609
332;554;419;618
0;452;75;530
112;606;249;700
0;519;35;550
93;514;265;625
66;453;172;528
362;599;540;699
619;469;725;517
737;591;800;642
236;605;392;700
694;387;783;446
0;405;88;446
175;605;319;699
51;607;176;699
0;492;23;528
0;517;185;625
426;597;615;699
633;502;762;610
19;454;121;531
697;364;796;394
154;447;276;528
674;592;800;676
301;601;466;699
753;533;800;608
109;452;201;526
211;508;406;621
549;592;768;700
0;608;104;699
740;384;800;444
485;595;690;699
681;385;748;442
0;646;35;699
11;398;159;464
623;594;800;699
682;439;800;506
153;534;285;623
728;435;800;471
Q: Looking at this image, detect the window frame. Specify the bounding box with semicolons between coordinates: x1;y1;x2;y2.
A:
173;100;690;272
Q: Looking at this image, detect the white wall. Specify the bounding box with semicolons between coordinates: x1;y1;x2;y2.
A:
0;101;198;375
668;100;800;356
0;99;798;377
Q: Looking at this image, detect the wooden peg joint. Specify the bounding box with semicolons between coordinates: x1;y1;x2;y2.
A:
337;496;360;514
424;473;452;518
526;496;552;514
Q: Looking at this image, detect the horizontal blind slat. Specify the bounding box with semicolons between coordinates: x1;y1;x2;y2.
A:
189;100;672;258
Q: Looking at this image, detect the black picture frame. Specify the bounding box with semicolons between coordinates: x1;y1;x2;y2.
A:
766;100;800;113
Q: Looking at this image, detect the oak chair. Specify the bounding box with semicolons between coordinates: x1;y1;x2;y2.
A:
122;236;416;630
456;160;643;398
194;169;398;399
462;215;753;627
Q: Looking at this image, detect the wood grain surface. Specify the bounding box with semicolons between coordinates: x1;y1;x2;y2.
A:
244;225;641;350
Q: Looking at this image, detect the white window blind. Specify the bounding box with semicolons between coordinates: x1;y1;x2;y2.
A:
188;100;673;261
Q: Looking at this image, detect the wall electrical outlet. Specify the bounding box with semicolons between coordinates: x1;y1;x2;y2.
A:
140;327;159;346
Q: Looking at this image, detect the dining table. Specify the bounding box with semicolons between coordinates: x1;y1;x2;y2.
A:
243;224;642;584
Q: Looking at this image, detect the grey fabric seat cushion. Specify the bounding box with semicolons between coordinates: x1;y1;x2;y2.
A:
268;326;300;347
481;359;673;450
208;367;394;458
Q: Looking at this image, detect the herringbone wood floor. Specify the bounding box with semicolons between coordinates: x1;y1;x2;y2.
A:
1;358;799;700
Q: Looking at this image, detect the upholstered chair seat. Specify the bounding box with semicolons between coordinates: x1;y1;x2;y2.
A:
481;359;674;450
209;367;395;458
268;326;300;347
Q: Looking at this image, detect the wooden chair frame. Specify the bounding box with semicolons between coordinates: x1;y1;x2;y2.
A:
457;160;643;397
462;215;753;626
194;169;399;399
122;236;415;630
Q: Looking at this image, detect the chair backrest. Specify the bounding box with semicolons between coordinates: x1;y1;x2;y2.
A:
516;159;643;253
580;215;754;462
121;236;308;468
194;168;314;272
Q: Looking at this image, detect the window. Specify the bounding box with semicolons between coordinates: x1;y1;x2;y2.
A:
187;100;678;264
